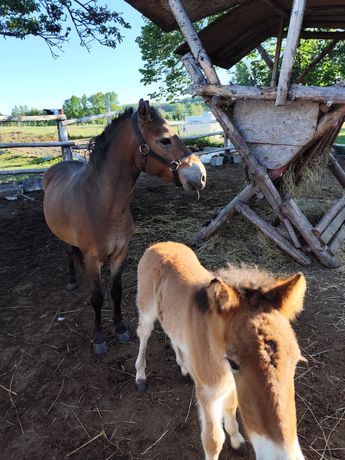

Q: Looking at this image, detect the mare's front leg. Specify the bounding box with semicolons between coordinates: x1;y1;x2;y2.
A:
110;252;129;343
66;245;78;291
196;386;226;460
85;255;107;354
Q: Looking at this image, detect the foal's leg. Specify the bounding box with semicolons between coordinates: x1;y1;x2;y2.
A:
196;386;226;460
85;255;107;354
66;245;78;291
110;252;129;343
223;387;246;453
135;309;155;392
171;342;189;376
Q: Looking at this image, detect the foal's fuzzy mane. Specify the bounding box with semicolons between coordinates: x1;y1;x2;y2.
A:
88;106;165;167
215;264;277;294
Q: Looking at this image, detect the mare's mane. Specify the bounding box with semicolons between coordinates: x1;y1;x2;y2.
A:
88;106;165;168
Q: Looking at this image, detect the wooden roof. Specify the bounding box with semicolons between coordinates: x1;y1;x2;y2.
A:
125;0;345;68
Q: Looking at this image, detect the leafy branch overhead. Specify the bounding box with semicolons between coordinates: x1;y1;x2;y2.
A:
0;0;130;56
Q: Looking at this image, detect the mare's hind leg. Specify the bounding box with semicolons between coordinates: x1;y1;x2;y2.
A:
223;385;246;454
135;309;155;392
110;251;129;343
85;255;107;354
66;245;78;291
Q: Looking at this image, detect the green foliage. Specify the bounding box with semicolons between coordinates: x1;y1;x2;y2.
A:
63;91;120;120
0;0;130;55
11;105;43;116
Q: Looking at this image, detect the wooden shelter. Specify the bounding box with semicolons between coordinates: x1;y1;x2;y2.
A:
126;0;345;267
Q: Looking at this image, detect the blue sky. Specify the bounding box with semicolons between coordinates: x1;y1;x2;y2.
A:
0;1;229;115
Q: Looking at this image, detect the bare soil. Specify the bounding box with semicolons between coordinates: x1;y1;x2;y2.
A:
0;163;344;460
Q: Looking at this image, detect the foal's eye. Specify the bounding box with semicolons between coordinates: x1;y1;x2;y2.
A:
160;137;171;145
227;358;240;372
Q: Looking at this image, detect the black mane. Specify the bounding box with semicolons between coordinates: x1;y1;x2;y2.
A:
88;106;165;168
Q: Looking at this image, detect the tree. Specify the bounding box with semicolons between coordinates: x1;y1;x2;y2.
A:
63;91;120;119
0;0;130;56
11;105;42;116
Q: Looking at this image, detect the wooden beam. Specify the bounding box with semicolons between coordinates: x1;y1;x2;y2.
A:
182;52;207;85
191;83;345;104
314;195;345;236
236;202;310;266
328;154;345;189
297;39;339;84
319;207;345;244
261;0;289;18
280;197;340;268
168;0;220;84
271;19;285;88
276;0;306;106
256;45;273;71
329;224;345;255
0;167;49;175
57;119;73;161
63;111;119;126
300;31;345;40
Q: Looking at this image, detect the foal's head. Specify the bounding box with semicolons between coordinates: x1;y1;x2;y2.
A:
134;99;206;191
204;266;306;460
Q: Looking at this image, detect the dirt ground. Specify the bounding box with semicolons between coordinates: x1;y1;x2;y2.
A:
0;163;344;460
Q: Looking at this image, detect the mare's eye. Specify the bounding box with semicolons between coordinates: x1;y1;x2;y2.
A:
227;358;240;372
160;137;171;145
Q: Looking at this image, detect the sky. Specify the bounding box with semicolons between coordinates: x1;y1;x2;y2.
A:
0;2;162;115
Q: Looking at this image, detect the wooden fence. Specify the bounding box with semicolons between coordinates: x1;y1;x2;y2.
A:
0;110;231;176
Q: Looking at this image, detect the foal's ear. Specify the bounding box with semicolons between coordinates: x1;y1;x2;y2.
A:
264;273;306;321
207;278;240;314
138;99;152;122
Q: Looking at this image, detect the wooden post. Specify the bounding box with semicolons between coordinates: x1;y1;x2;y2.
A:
314;196;345;236
168;0;220;84
57;110;73;161
276;0;306;106
106;95;111;126
297;39;339;84
182;52;207;85
271;19;284;87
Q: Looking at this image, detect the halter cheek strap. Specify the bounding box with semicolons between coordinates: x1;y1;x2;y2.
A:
131;110;193;187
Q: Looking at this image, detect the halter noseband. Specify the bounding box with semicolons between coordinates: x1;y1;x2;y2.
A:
131;110;193;187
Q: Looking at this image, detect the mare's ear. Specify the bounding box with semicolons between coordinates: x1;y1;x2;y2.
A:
264;273;306;321
207;278;240;314
138;99;152;122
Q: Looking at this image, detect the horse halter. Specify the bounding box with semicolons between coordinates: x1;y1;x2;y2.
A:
131;110;193;187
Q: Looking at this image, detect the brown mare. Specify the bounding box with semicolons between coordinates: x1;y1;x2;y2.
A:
135;242;306;460
43;101;206;354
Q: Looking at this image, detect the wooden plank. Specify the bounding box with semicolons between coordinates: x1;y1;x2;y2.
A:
0;114;66;122
0;141;75;149
261;0;289;18
191;83;345;104
319;207;345;244
168;0;220;84
328;224;345;255
314;195;345;236
236;202;310;266
276;0;306;106
194;184;256;242
233;99;318;146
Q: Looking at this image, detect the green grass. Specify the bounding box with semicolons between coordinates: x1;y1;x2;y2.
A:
335;130;345;145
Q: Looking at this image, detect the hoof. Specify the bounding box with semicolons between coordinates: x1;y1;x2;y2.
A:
92;340;108;355
232;442;247;457
66;282;78;291
136;379;147;392
116;329;130;343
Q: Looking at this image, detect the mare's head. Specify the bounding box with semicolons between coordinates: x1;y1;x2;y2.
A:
201;266;307;460
132;99;206;191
